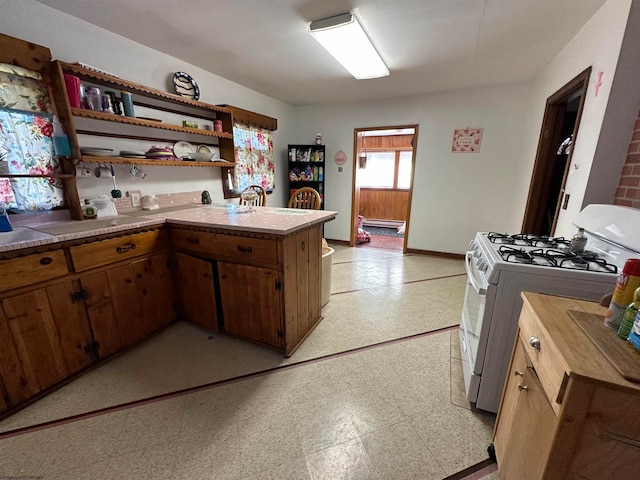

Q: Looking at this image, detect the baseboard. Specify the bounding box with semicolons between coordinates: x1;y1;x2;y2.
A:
324;238;350;246
405;248;464;260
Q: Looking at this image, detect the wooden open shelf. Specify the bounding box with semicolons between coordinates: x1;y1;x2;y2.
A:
80;156;234;168
59;62;232;116
0;173;75;179
70;108;233;139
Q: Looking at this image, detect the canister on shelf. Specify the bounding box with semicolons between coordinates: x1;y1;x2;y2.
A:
604;258;640;330
618;286;640;340
120;91;135;117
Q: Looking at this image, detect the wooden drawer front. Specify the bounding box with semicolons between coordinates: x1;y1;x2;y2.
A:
70;229;167;272
518;306;567;414
170;229;217;255
0;250;68;292
216;234;278;266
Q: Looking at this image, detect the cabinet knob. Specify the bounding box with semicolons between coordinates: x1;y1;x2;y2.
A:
514;370;524;377
236;245;253;254
518;384;528;392
528;335;541;351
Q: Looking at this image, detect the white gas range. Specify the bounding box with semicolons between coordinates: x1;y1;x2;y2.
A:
459;204;640;413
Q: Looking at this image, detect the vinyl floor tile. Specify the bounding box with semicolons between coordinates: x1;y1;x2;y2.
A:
0;248;495;480
361;421;447;480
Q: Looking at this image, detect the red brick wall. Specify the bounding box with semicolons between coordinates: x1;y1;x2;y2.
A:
614;110;640;207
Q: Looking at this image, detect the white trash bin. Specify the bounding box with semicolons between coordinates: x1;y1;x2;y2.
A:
321;245;334;307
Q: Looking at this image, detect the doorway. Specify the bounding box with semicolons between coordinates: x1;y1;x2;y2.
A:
522;67;591;236
350;125;418;252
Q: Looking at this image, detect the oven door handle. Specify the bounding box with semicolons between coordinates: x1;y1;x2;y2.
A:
465;251;487;295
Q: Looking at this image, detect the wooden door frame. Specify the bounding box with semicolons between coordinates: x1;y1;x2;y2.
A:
521;67;591;235
350;125;419;253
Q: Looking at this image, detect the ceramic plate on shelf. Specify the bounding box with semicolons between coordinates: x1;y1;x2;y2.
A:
80;147;114;157
137;116;162;123
173;141;196;159
172;71;200;100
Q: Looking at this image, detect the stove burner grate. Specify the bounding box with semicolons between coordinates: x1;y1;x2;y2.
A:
488;232;571;248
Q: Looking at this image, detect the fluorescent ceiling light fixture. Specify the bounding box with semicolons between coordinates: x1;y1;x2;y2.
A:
309;12;389;80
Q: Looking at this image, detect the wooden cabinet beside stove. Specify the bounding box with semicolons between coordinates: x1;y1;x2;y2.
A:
493;292;640;480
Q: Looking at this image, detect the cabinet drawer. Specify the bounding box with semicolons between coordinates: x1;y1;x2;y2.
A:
170;229;217;255
70;229;168;272
518;306;567;413
0;250;68;292
216;234;278;266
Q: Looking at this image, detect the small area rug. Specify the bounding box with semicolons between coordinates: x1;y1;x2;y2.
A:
365;226;404;237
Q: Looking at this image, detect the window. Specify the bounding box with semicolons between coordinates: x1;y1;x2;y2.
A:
397;151;413;189
359;150;413;190
227;122;275;194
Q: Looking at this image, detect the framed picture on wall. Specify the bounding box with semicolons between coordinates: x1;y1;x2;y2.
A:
452;128;483;153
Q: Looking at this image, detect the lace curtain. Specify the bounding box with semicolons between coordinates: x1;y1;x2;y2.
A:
0;63;64;210
230;122;275;193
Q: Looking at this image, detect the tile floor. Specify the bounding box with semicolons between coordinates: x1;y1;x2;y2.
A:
0;244;498;480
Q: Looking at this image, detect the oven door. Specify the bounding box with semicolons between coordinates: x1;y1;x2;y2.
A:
459;251;492;402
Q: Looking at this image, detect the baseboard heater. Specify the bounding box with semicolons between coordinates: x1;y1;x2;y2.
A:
362;219;404;228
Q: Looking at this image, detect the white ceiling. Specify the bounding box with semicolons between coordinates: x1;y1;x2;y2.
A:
36;0;607;106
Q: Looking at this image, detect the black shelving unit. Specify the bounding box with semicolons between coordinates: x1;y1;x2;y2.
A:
288;144;325;209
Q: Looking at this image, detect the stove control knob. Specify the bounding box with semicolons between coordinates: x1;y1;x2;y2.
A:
478;260;488;272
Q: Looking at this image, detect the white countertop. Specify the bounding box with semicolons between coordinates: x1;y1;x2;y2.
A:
0;204;337;253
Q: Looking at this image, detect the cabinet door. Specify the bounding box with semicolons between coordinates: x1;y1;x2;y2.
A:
218;262;282;348
80;270;126;358
0;286;92;403
499;364;557;480
140;253;176;331
493;338;528;465
81;254;177;358
175;252;218;332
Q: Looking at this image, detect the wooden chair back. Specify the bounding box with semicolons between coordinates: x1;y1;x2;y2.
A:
288;187;321;210
239;185;267;207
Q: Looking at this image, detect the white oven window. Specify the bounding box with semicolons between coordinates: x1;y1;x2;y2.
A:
461;279;486;368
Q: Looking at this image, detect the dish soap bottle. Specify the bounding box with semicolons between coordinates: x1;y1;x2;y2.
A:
82;199;97;219
52;115;71;157
618;286;640;340
0;202;12;232
569;227;587;253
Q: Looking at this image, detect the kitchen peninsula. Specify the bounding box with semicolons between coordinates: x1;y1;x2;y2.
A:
0;205;336;417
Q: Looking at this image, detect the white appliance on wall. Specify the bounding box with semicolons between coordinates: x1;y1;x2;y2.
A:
459;204;640;413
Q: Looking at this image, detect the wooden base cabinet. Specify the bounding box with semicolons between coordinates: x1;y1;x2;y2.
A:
0;230;176;416
493;293;640;480
171;223;323;356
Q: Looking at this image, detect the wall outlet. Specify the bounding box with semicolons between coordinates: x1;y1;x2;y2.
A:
128;190;141;207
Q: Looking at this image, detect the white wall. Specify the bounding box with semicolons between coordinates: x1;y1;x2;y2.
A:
510;0;633;238
3;0;635;252
0;0;296;206
294;85;532;253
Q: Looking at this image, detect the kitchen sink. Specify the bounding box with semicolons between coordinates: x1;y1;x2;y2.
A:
0;226;55;245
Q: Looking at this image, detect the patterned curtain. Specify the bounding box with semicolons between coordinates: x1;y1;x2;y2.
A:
231;122;275;193
0;63;64;210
